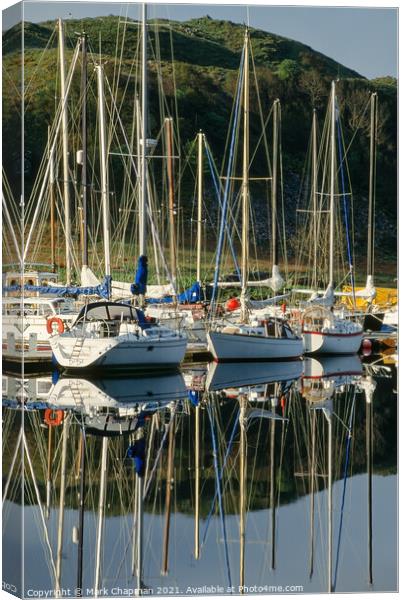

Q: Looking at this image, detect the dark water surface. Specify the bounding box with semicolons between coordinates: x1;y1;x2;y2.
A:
2;355;397;596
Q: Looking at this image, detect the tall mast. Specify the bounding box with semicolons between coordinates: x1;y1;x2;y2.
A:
165;117;177;294
48;125;56;272
80;33;88;268
96;65;111;281
94;437;108;597
58;18;72;284
196;131;204;285
241;29;249;323
312;109;318;287
271;99;279;267
324;407;333;593
367;92;377;281
270;410;276;570
194;402;201;559
55;417;69;594
309;410;316;578
239;395;247;592
162;409;175;575
139;3;148;257
76;427;86;596
328;81;336;290
366;383;373;584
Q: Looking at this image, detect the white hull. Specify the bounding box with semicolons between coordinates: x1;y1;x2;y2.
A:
206;360;303;391
303;330;363;355
383;307;398;327
50;333;187;369
48;372;187;411
2;299;78;362
303;355;363;379
207;331;303;361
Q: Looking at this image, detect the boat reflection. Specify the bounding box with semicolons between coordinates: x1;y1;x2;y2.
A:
1;356;397;596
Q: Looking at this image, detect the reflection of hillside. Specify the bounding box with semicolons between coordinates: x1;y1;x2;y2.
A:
2;375;397;517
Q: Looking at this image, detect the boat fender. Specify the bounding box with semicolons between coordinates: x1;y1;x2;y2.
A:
44;408;64;427
361;338;373;356
280;395;286;415
226;297;241;312
47;317;65;335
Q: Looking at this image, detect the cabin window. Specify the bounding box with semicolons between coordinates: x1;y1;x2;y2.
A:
107;306;134;321
37;381;52;395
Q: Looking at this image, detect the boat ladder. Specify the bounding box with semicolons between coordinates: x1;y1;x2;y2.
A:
69;380;83;406
69;335;86;366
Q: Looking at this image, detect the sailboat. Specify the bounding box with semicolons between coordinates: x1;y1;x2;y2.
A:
49;14;187;371
300;82;363;355
207;29;303;362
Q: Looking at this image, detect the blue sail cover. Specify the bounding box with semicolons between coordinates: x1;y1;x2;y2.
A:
147;281;202;305
3;275;112;299
127;435;146;477
188;390;200;406
130;255;148;295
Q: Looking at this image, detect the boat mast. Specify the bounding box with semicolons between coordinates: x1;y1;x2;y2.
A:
312;109;318;288
136;429;145;593
271;100;278;266
80;32;88;268
162;409;175;575
194;402;201;559
165;117;177;295
76;427;86;596
328;81;336;291
139;3;148;259
55;416;69;594
196;131;204;286
309;409;316;578
241;29;250;323
324;407;333;593
48;126;57;272
367;92;377;288
270;99;284;291
46;419;53;519
96;65;111;282
366;381;373;584
94;437;108;597
58;18;72;284
239;395;247;591
270;406;276;570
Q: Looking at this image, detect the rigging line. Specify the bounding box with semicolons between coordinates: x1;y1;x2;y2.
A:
336;108;355;294
143;411;175;500
278;105;289;275
333;395;356;590
211;46;245;308
205;140;241;279
104;76;175;288
23;39;82;262
201;407;240;546
206;403;232;590
23;432;58;581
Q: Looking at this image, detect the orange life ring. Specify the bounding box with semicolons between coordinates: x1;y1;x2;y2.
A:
44;409;64;426
47;317;65;335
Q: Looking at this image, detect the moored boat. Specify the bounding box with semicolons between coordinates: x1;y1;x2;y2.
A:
49;301;187;370
301;306;363;355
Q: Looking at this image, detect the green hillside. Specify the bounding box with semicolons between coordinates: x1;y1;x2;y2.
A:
2;16;397;267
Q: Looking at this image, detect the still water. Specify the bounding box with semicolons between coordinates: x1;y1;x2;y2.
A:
2;355;397;596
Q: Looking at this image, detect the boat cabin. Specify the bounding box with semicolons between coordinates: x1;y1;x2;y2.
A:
2;296;75;317
3;271;59;297
75;301;148;326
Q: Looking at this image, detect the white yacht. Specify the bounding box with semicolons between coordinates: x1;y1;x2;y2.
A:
49;301;187;370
